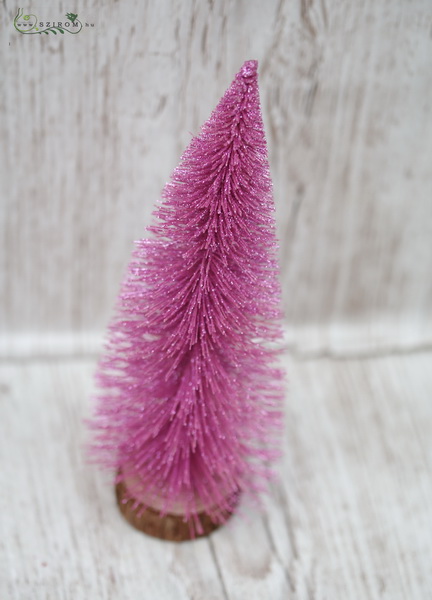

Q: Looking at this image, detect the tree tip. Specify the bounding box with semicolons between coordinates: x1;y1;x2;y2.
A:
239;60;258;80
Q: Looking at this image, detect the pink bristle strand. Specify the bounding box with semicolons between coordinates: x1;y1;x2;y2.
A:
88;60;285;536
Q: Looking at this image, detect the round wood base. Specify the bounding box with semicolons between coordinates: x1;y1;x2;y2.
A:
115;479;236;541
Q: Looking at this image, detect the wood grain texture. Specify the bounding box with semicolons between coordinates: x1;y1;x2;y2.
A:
1;353;432;599
2;0;432;355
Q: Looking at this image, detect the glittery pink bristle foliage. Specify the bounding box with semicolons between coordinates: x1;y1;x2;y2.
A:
89;60;284;534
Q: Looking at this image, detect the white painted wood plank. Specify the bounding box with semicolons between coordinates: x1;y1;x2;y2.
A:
2;353;432;598
270;354;432;599
2;0;432;351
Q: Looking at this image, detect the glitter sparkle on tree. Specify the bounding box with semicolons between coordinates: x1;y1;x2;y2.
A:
89;60;284;540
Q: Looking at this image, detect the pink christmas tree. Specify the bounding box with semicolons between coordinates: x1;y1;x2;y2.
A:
89;60;284;539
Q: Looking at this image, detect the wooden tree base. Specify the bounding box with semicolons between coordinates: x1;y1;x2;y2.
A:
115;479;237;542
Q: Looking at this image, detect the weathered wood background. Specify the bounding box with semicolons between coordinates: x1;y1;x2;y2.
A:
2;0;432;355
2;1;432;599
2;354;432;599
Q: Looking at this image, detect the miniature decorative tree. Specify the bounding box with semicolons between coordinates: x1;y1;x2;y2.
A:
89;60;284;541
